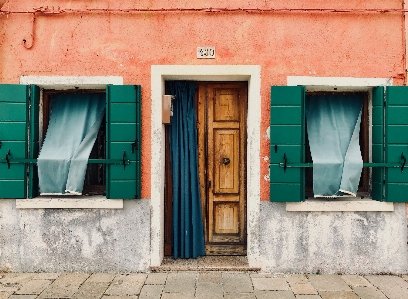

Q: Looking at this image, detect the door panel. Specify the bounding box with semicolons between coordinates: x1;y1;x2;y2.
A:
214;129;239;194
198;83;247;255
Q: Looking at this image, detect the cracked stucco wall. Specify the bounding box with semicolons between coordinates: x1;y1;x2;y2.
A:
0;199;150;272
259;201;408;274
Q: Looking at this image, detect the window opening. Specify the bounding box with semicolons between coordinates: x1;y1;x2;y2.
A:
41;90;106;196
305;92;369;198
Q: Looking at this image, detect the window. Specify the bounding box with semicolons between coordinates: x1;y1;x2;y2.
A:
270;85;408;203
0;84;141;200
42;90;107;196
304;92;370;198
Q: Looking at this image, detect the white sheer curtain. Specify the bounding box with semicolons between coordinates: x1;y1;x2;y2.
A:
306;94;363;198
37;93;105;195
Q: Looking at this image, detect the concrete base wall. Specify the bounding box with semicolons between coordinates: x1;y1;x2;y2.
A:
259;201;408;274
0;199;150;273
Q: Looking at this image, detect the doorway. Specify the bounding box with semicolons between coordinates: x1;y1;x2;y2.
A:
164;82;247;256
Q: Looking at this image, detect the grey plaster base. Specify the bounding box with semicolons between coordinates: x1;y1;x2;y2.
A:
259;201;408;274
0;199;150;273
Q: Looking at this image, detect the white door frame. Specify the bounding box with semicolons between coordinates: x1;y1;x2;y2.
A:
150;65;262;267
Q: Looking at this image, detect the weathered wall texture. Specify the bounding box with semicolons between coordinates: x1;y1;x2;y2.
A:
259;201;408;274
1;1;407;273
0;200;150;272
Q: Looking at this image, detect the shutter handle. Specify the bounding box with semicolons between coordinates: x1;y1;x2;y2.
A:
6;149;10;169
283;153;287;173
401;152;406;172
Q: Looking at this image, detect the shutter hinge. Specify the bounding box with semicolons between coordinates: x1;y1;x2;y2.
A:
0;141;2;149
132;139;139;153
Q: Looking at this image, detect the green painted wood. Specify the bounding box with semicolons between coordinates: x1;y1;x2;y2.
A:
28;85;40;198
109;124;137;141
384;86;408;202
110;103;138;122
270;86;305;202
109;142;137;161
270;106;302;125
106;85;141;199
270;182;303;202
0;181;26;198
269;145;302;164
270;125;302;145
0;103;27;121
371;86;384;201
0;84;29;199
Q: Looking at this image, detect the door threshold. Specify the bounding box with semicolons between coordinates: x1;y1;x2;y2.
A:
150;256;260;272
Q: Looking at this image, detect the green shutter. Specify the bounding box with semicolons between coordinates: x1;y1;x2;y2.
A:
384;86;408;202
0;84;29;199
28;85;40;198
372;86;384;201
106;85;141;199
270;86;305;202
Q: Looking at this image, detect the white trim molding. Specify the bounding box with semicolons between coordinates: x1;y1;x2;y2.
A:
150;65;262;268
17;197;123;209
20;76;123;89
287;200;394;212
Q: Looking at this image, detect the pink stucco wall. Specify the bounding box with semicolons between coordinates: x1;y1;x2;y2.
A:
0;0;405;200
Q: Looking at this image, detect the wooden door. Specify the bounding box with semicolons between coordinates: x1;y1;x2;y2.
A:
198;83;247;255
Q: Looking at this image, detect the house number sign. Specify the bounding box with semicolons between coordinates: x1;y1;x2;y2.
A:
197;47;215;59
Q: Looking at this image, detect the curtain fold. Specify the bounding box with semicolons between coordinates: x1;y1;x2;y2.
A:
168;81;205;259
37;93;105;195
306;94;363;198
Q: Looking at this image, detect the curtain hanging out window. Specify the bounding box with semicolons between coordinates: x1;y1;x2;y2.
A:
37;93;106;195
306;94;363;198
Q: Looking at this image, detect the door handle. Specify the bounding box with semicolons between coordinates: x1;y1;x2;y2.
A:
222;157;230;165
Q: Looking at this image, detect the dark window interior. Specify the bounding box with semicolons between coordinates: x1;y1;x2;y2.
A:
305;92;370;198
41;90;106;195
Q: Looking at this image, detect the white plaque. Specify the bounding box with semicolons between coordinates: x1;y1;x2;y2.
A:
197;47;215;59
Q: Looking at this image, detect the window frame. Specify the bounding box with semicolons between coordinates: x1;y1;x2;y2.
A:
274;76;394;211
13;76;139;209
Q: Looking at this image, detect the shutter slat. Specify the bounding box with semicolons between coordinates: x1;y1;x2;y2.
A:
0;84;29;199
106;85;141;199
270;86;305;202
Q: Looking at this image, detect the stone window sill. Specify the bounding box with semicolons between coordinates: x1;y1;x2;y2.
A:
16;196;123;209
286;198;394;212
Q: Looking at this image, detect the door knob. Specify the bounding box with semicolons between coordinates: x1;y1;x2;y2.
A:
222;157;230;165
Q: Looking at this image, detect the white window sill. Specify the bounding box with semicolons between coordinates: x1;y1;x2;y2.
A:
286;198;394;212
16;196;123;209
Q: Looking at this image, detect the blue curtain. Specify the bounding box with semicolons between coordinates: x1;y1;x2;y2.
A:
37;93;105;195
306;94;363;198
168;81;205;259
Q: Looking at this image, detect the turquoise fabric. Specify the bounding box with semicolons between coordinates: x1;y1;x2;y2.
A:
306;94;363;198
168;81;205;259
37;93;105;195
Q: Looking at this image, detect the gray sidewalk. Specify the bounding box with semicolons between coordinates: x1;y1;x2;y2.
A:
0;271;408;299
